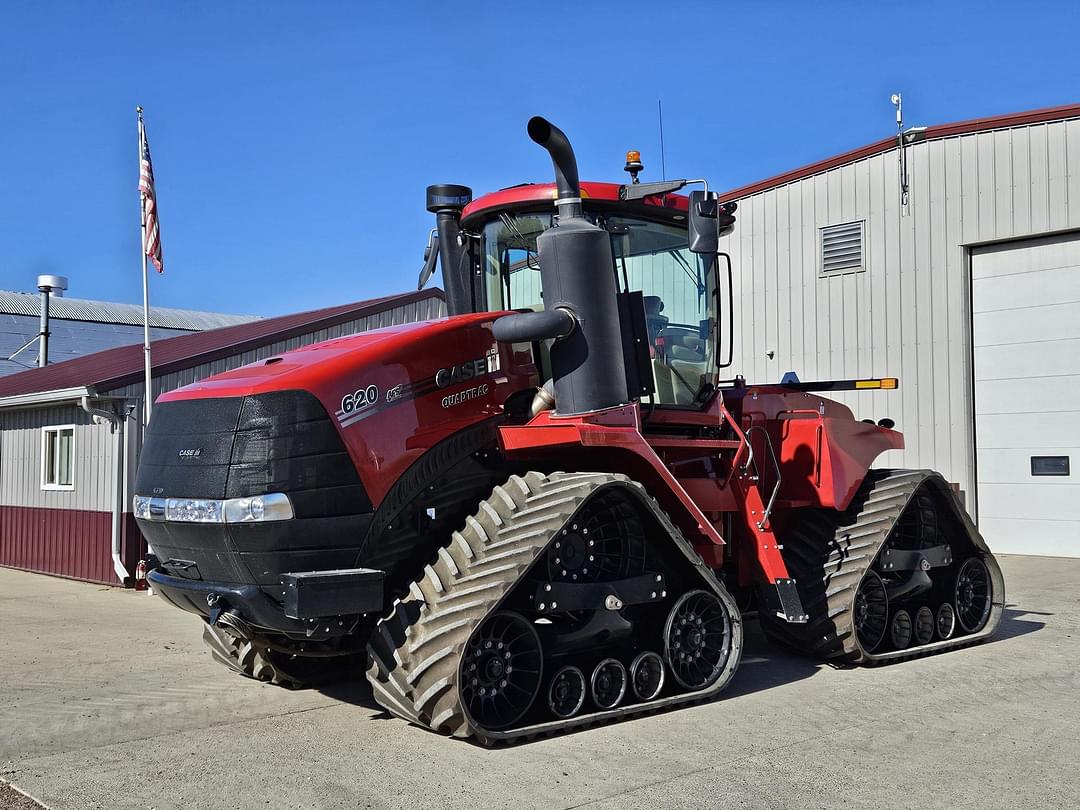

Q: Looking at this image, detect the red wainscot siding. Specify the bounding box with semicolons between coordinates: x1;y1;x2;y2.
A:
0;506;127;586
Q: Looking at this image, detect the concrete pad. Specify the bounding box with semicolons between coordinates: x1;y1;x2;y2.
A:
1;555;1077;809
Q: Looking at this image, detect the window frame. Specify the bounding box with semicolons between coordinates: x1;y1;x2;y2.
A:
40;424;76;491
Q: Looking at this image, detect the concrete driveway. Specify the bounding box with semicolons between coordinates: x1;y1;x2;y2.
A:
1;555;1077;809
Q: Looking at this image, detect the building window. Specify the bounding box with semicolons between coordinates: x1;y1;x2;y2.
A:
820;221;865;276
41;426;75;490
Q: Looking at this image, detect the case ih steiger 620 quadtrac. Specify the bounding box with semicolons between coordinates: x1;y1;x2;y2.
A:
136;117;1003;744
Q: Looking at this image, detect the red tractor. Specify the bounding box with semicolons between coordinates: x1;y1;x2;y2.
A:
136;118;1003;743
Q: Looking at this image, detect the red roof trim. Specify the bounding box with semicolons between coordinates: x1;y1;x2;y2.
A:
719;102;1080;203
0;288;445;400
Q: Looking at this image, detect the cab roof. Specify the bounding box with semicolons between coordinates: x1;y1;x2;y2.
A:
460;181;690;227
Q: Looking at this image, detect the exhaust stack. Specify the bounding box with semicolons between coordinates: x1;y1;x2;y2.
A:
493;118;629;416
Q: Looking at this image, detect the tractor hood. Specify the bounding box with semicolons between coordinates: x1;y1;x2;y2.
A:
153;312;539;509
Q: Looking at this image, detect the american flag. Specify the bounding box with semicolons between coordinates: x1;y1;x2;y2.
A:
139;121;163;273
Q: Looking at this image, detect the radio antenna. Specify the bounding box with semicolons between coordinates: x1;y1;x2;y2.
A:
658;99;667;180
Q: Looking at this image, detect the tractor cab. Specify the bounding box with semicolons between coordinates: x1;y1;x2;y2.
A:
420;177;736;408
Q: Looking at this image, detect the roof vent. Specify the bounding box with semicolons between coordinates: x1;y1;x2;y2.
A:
37;275;68;296
820;221;865;276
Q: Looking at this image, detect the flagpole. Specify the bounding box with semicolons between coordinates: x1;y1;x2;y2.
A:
137;106;153;427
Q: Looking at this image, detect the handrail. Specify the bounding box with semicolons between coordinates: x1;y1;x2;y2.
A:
743;425;783;530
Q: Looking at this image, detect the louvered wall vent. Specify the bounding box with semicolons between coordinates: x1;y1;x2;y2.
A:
820;221;865;275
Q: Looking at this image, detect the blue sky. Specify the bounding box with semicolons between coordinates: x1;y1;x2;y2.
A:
1;1;1077;317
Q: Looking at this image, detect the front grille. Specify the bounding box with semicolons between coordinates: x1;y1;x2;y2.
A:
135;390;372;585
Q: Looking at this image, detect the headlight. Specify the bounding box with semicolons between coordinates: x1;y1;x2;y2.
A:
133;495;152;520
166;498;224;523
133;493;294;524
223;494;294;523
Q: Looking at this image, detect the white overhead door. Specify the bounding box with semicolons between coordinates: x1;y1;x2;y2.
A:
972;232;1080;557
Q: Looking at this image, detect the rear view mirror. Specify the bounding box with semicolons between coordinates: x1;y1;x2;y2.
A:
688;190;719;254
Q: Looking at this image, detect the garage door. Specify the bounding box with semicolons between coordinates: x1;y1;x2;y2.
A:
972;232;1080;557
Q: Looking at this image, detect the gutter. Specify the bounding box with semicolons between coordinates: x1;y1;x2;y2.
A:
0;386;91;411
80;396;132;585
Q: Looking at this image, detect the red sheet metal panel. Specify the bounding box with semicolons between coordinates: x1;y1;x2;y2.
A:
0;505;114;585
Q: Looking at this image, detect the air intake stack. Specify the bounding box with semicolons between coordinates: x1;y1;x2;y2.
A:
493;118;629;416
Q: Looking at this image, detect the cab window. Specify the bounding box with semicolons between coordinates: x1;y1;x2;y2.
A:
481;210;716;407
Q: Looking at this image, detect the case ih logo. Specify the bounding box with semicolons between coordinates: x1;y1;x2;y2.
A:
177;448;202;458
435;345;501;389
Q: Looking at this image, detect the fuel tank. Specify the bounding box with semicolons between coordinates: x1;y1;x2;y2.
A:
135;312;538;591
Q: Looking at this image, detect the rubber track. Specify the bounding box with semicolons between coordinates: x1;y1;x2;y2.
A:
202;624;358;688
760;468;1004;665
203;624;306;687
365;471;743;745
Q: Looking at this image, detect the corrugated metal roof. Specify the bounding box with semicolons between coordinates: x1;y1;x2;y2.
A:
0;289;259;330
720;102;1080;203
0;315;199;379
0;289;445;400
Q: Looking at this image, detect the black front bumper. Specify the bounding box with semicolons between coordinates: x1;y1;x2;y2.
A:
148;567;384;639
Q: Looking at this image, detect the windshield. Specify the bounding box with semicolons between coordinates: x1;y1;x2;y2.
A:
481;211;716;406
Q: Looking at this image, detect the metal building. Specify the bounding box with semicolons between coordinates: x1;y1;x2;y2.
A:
0;289;445;584
0;288;258;377
717;103;1080;557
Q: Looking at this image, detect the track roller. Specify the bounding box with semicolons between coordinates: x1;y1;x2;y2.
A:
630;651;665;701
914;606;935;645
890;610;912;650
548;666;587;719
591;659;627;710
936;603;956;640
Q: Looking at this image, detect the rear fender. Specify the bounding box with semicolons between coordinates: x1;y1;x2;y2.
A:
775;414;903;510
737;388;904;511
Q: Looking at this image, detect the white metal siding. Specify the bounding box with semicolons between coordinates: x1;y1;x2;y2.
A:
0;405;115;511
718;116;1080;504
972;232;1080;557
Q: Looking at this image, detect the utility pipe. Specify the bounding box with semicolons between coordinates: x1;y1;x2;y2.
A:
80;397;129;585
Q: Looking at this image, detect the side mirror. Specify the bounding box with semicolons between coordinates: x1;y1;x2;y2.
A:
688;190;719;254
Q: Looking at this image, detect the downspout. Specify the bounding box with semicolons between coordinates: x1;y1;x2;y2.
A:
80;396;129;585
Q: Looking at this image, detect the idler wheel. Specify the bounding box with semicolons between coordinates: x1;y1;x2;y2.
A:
663;589;733;690
629;651;665;702
936;602;956;640
460;611;542;730
890;609;913;650
955;557;993;633
914;606;935;645
590;658;627;710
853;570;889;653
547;666;586;719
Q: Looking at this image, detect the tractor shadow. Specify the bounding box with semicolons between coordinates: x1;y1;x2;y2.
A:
982;604;1049;644
315;663;382;712
724;617;824;699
